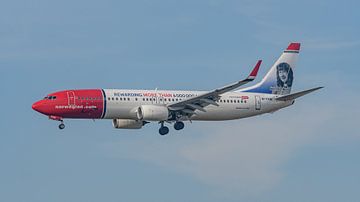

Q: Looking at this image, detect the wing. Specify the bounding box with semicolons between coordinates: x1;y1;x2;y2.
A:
167;60;262;116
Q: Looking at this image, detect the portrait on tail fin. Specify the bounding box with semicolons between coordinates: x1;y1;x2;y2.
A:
271;62;293;94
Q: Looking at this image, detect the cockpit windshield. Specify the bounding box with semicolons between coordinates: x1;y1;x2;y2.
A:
44;96;57;100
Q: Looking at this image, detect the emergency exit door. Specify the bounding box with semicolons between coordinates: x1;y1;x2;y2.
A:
255;95;261;110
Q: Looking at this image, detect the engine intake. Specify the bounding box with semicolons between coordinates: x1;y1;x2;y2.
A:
137;105;169;121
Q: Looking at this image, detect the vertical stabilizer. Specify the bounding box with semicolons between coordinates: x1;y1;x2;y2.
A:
239;43;300;95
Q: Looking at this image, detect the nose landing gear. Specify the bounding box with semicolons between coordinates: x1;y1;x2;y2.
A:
49;116;65;130
58;122;65;130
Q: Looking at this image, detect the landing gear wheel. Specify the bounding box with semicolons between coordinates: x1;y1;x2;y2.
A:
174;121;185;130
59;123;65;130
159;126;169;135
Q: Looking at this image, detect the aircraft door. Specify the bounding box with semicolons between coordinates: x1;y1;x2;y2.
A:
158;96;165;105
255;95;261;110
67;91;76;106
151;95;157;105
152;94;164;105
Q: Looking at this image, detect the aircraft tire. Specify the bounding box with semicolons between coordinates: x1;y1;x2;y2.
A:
159;126;169;135
59;123;65;130
174;122;185;130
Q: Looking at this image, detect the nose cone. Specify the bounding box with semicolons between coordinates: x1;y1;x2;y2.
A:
32;100;48;114
32;101;41;112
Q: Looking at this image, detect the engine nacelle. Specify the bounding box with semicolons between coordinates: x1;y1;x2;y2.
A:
112;119;143;129
137;105;169;121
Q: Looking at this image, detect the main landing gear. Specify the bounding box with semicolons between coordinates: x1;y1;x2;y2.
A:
174;121;185;130
158;121;185;135
159;122;169;135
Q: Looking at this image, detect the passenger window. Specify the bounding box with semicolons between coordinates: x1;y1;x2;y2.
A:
127;98;130;101
112;97;114;101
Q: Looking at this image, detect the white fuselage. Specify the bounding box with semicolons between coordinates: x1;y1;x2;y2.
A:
102;89;293;121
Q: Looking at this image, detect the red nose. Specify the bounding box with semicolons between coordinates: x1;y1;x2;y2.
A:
32;100;48;114
32;101;40;111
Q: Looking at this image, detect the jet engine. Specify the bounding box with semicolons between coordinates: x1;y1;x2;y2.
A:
112;119;144;129
137;105;169;121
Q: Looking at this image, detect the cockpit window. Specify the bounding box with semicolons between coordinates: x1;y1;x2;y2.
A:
44;96;57;100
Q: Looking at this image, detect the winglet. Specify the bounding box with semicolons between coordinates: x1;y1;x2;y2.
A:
247;60;262;80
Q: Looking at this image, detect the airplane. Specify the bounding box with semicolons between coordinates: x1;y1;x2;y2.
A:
32;42;323;135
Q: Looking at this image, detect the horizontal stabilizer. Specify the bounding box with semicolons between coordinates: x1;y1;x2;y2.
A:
275;87;323;101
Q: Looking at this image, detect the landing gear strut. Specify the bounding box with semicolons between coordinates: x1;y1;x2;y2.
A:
174;121;185;130
159;122;169;135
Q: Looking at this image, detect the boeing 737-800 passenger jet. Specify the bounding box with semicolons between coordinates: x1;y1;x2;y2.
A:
32;43;322;135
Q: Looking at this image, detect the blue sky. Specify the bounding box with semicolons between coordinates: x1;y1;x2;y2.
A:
1;0;359;201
